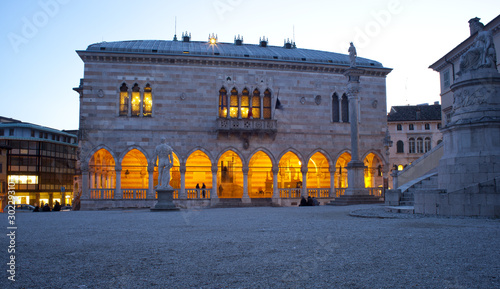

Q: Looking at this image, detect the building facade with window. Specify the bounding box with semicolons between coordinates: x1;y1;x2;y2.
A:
0;117;78;209
75;34;392;209
387;103;443;172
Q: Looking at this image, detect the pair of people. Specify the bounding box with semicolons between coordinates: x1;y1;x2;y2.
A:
196;183;207;198
299;196;319;206
34;201;61;212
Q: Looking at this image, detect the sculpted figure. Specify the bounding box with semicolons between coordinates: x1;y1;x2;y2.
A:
459;29;497;74
154;138;174;189
348;42;357;68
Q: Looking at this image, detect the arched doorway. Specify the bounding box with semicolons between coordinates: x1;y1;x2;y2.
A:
335;152;351;197
89;148;116;199
217;150;243;198
121;149;148;199
186;150;212;199
364;153;384;188
278;152;302;198
307;152;330;198
248;151;273;198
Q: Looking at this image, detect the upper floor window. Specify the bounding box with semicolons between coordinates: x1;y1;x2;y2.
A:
119;83;129;116
397;124;402;131
425;123;430;130
119;83;152;117
424;137;431;153
437;123;442;129
219;87;228;118
332;93;340;122
263;89;272;119
241;88;250;118
229;87;239;118
443;69;450;89
396;140;404;153
0;129;4;136
9;129;14;136
408;138;416;154
341;94;349;123
252;89;261;119
409;124;414;131
416;137;424;153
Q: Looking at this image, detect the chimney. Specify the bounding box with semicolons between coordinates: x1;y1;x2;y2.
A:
469;17;484;36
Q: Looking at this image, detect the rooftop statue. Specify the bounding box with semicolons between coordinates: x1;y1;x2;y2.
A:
458;29;497;75
348;42;357;68
154;138;174;190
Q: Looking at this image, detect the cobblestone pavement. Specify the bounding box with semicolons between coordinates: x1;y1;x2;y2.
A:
2;204;500;288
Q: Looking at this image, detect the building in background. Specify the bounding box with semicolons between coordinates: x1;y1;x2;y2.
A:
74;33;392;209
387;103;443;172
0;116;78;208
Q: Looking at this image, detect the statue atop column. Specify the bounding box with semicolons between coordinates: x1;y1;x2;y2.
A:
154;137;174;190
348;42;357;68
458;29;497;75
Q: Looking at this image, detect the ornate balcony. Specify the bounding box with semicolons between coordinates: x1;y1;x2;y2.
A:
216;118;277;138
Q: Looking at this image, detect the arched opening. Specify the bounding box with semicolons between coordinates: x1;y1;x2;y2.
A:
335;152;351;195
229;87;239;118
307;152;330;198
396;140;404;153
186;150;212;199
89;148;116;199
143;84;152;117
119;83;129;116
263;89;272;119
241;88;250;118
332;93;340;122
364;153;384;188
341;93;349;122
248;151;273;198
252;88;261;119
121;149;148;199
217;150;243;198
278;152;302;198
219;87;227;117
131;83;141;117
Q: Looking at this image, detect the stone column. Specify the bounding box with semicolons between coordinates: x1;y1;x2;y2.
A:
343;68;368;196
301;166;308;198
329;166;336;198
81;168;90;199
272;166;280;201
115;165;122;199
147;164;155;199
180;163;187;199
260;95;264;119
242;166;250;203
211;164;218;199
226;93;231;119
338;98;343;123
89;169;95;189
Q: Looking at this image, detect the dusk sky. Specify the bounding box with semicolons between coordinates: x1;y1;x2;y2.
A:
1;0;499;130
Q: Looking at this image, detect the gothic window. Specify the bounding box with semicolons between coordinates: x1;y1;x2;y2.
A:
332;93;339;122
119;83;129;116
341;94;349;122
424;137;431;152
241;88;250;118
252;89;261;119
425;123;430;130
396;140;404;153
131;83;141;117
143;84;152;117
263;89;272;119
397;124;402;131
409;138;416;154
416;137;423;153
409;124;414;131
229;87;238;118
219;87;227;117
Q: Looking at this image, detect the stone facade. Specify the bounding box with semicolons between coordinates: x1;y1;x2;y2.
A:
74;37;391;209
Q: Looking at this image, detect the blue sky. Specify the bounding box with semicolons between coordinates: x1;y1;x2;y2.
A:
1;0;499;130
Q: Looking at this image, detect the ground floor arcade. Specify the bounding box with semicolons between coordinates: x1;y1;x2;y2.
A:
81;147;386;208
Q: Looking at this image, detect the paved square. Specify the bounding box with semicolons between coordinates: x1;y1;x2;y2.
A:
2;205;500;288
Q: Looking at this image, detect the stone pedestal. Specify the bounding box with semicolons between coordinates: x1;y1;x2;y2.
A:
150;188;179;211
344;161;369;196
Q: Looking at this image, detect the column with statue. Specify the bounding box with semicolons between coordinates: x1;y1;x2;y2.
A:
151;138;179;211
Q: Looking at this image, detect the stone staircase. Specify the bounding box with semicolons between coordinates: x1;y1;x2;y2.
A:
399;172;438;206
211;198;276;208
327;195;384;206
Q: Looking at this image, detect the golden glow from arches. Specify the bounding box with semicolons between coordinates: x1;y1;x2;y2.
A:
248;151;273;198
364;153;383;188
278;152;302;189
335;152;351;188
218;150;243;198
307;152;330;189
89;148;116;189
121;149;148;189
186;150;212;190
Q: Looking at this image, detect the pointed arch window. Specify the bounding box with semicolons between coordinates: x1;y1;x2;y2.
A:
219;87;227;118
409;138;416;153
119;83;129;116
241;88;250;118
396;140;404;153
416;137;423;153
252;89;261;119
229;87;238;118
424;137;431;153
263;89;272;119
332;93;340;122
131;83;141;117
143;84;152;117
341;94;349;122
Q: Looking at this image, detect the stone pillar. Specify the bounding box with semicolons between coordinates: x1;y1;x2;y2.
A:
180;163;187;199
147;164;155;199
89;169;95;189
390;170;399;190
242;166;250;203
301;166;308;198
329;166;336;198
211;164;218;199
343;68;368;196
260;95;264;119
272;166;280;201
338;98;343;123
115;165;122;199
81;168;90;199
226;93;231;119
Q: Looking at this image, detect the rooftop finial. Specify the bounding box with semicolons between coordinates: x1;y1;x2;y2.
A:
173;16;178;41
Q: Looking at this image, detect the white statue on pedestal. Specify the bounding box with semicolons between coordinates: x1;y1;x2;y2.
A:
154;137;174;190
348;42;357;68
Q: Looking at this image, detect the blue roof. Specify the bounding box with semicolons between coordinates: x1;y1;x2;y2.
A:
85;40;384;68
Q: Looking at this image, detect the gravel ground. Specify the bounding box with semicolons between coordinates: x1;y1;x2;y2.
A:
1;204;500;289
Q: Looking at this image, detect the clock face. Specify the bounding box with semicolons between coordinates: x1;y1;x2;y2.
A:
97;89;104;98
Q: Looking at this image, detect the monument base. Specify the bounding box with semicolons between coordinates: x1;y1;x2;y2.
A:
151;188;179;211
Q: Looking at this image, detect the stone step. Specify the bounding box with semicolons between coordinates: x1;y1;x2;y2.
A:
327;195;383;206
211;198;276;208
